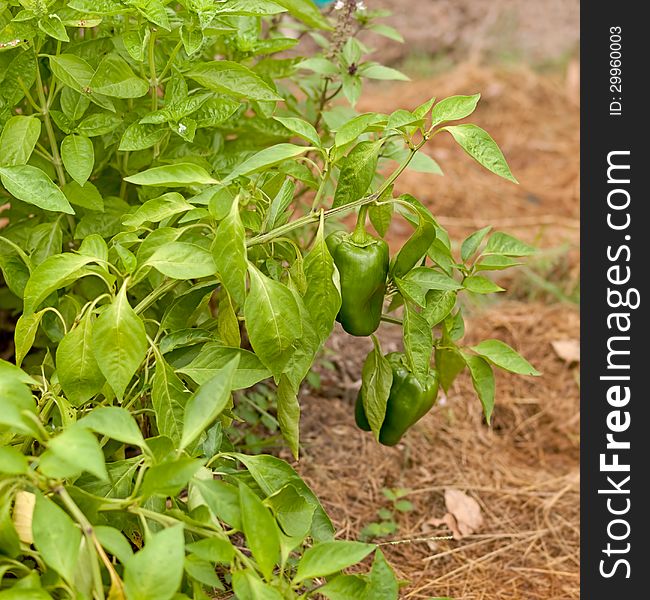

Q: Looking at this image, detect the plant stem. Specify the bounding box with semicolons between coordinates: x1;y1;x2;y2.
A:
56;486;106;600
34;50;66;186
351;204;369;244
310;163;330;212
148;30;158;112
248;138;427;247
380;314;403;326
133;278;181;315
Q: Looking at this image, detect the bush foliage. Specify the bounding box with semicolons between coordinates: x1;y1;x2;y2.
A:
0;0;538;598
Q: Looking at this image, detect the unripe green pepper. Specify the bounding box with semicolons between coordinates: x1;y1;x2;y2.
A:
326;210;389;337
355;353;439;446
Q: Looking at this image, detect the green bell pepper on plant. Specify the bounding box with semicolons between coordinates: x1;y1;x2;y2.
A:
356;352;439;446
326;207;389;337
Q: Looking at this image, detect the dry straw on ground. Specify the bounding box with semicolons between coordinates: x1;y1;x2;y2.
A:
294;63;580;599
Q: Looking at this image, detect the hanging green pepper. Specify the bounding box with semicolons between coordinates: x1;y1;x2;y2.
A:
355;352;439;446
326;206;389;337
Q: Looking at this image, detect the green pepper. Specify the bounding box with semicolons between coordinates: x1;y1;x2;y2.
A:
326;209;389;337
355;353;439;446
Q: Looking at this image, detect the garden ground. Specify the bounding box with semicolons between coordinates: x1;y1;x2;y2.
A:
296;63;580;599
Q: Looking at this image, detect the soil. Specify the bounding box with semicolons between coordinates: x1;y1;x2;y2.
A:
293;63;580;599
364;0;579;66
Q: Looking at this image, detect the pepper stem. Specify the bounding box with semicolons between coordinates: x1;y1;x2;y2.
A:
351;204;370;244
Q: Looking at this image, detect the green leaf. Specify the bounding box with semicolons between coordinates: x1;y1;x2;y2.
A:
94;526;133;565
30;219;64;266
403;305;433;382
61;135;94;186
332;140;383;208
57;311;105;406
274;116;320;146
0;374;37;436
475;254;522;271
233;454;334;541
184;554;224;588
365;549;399;600
146;242;216;279
360;64;409;81
443;124;517;183
303;214;341;343
369;202;393;237
444;310;465;342
192;479;242;530
470;340;541;376
224;143;309;183
123;192;194;227
38;14;70;42
92;282;148;400
133;0;171;30
14;312;42;368
0;165;74;214
60;87;90;122
435;347;465;393
152;358;190;446
361;337;393;439
369;22;404;42
140;457;204;498
90;54;148;98
79;406;146;447
463;353;496;423
41;424;108;481
0;116;41;166
406;151;443;175
422;290;456;327
0;587;53;600
119;121;167;151
32;493;81;585
239;483;281;581
404;267;462;291
295;540;376;582
213;197;247;306
63;182;104;214
244;265;302;376
334;113;385;148
266;483;315;539
218;291;241;347
274;0;332;29
186;537;234;565
463;275;504;294
319;575;368;600
276;374;300;460
484;232;535;257
76;112;122;137
264;179;294;231
124;164;218;187
180;25;204;55
232;570;284;600
0;446;29;475
23;253;95;314
461;225;492;262
187;61;282;101
431;94;480;127
181;355;239;449
386;109;421;131
178;344;271;390
48;54;93;91
124;525;185;600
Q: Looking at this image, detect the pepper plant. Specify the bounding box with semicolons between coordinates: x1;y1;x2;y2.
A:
0;0;540;598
